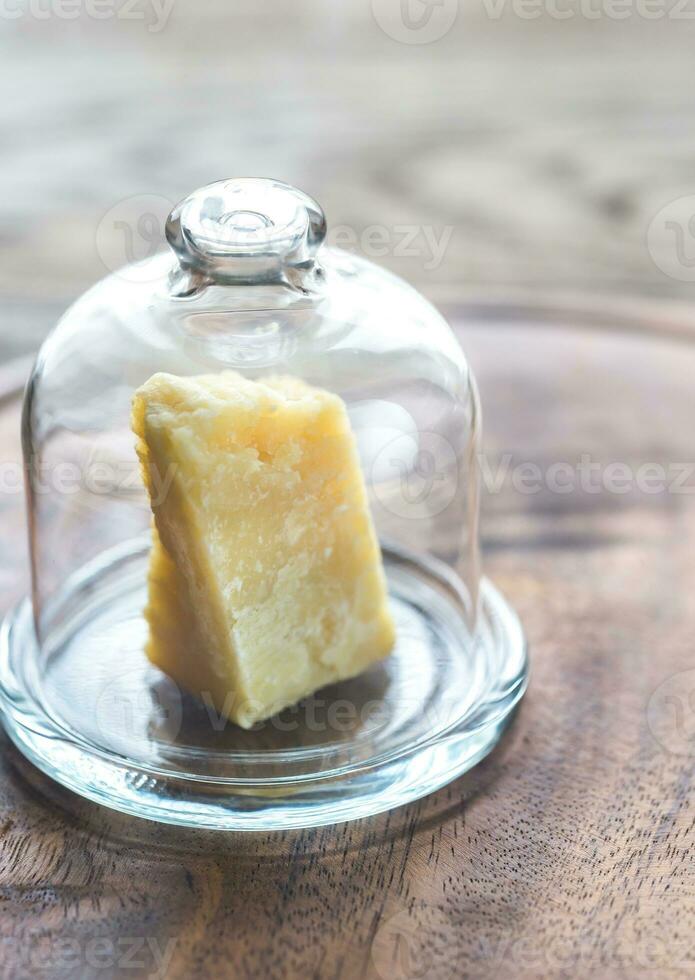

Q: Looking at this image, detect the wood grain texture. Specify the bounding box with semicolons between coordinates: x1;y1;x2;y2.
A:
0;309;693;979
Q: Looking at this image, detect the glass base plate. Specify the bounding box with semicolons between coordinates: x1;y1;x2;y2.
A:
0;539;526;830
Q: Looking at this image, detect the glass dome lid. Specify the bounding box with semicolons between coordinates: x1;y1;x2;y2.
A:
2;178;527;830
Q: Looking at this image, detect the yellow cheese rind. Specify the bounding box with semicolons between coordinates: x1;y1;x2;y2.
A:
132;371;395;729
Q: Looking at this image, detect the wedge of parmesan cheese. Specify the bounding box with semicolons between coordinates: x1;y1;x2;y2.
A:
132;371;395;729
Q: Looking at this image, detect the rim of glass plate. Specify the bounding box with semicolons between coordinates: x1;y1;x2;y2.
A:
0;533;527;787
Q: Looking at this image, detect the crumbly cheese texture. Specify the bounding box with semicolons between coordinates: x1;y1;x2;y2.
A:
132;371;395;729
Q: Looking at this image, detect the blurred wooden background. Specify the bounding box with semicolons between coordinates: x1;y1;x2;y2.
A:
2;1;695;361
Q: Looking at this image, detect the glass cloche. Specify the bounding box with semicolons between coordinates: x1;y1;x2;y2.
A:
0;179;527;829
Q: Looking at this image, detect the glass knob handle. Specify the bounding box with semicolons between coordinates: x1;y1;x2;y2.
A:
166;178;327;284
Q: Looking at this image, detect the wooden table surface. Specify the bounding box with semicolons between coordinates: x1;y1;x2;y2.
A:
0;303;693;979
